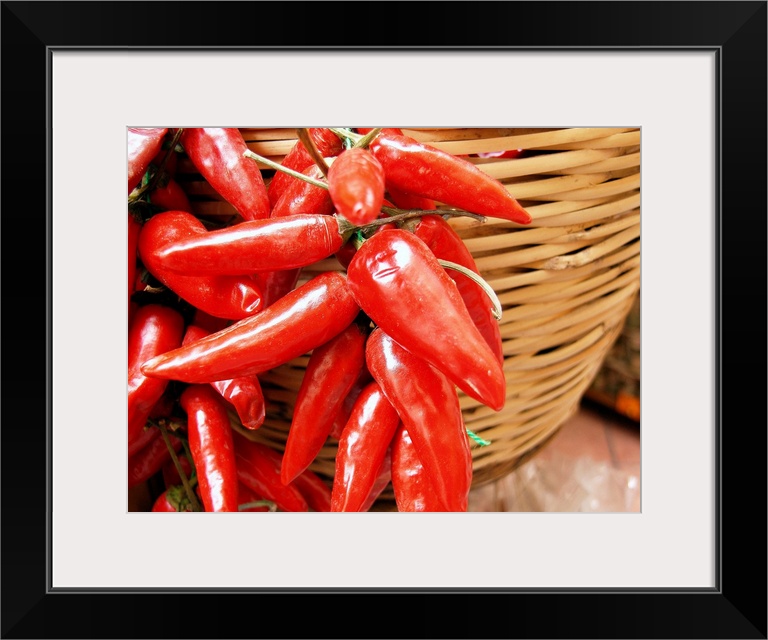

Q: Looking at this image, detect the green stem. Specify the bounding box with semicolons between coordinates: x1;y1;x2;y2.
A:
296;128;330;177
353;128;382;149
156;420;203;512
243;149;329;189
128;128;183;204
438;259;503;321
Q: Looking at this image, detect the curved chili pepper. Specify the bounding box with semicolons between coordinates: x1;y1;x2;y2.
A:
232;432;308;512
411;214;504;365
129;423;161;459
137;210;264;320
267;127;343;207
367;130;531;224
140;271;360;384
183;324;266;430
346;227;506;411
128;304;185;446
128;127;168;193
281;320;368;485
330;380;401;512
327;147;386;225
391;424;448;512
148;176;193;213
152;485;194;512
153;214;351;277
329;367;373;439
128;430;182;488
179;128;270;221
180;384;239;512
366;328;472;512
291;468;333;512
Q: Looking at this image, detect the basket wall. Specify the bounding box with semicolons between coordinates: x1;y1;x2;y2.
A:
175;127;641;504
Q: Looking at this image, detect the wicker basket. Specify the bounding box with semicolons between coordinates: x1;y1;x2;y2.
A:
175;127;641;507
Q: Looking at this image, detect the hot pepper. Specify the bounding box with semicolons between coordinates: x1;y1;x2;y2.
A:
128;127;169;193
179;384;239;512
152;485;194;512
367;129;531;224
391;424;448;512
291;468;333;512
330;380;401;512
232;432;308;512
411;214;504;365
281;319;368;485
346;227;506;411
327;147;386;225
153;214;352;277
128;430;183;489
182;325;266;430
128;304;185;446
267;127;344;207
365;328;472;512
148;176;193;213
237;483;274;512
140;271;360;384
137;210;264;320
359;446;393;512
179;128;270;221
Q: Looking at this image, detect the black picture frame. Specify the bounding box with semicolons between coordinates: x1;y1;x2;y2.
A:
2;1;765;638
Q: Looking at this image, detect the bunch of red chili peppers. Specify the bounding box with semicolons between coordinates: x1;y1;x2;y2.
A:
128;126;531;513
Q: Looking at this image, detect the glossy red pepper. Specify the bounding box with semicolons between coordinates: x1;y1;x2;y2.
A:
329;367;373;439
232;432;308;512
148;176;193;213
327;147;386;225
291;468;333;512
140;271;360;384
128;127;168;193
128;304;185;446
180;384;239;512
137;210;264;320
281;320;368;485
161;449;194;488
183;324;266;430
237;483;273;512
152;485;194;512
366;328;472;512
367;130;531;224
128;430;182;488
153;214;350;277
267;128;344;207
411;214;504;365
179;128;270;221
129;423;161;459
330;380;401;512
346;227;506;411
359;446;393;512
391;424;448;512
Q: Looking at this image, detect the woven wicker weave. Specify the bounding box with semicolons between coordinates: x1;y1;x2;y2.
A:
175;127;641;506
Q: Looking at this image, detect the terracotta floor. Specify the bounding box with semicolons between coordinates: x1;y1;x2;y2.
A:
467;399;641;512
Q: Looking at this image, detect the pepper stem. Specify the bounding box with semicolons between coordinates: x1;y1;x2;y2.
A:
243;149;329;189
438;259;503;321
156;420;203;512
296;128;330;177
128;128;184;204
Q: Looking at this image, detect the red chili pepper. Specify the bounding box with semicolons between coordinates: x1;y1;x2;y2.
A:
128;127;169;193
385;184;437;212
152;485;194;512
128;430;182;488
179;384;239;512
267;128;343;207
411;214;504;365
137;210;264;320
232;432;308;512
367;130;531;224
475;148;525;159
161;449;194;488
152;214;350;277
346;227;506;411
128;304;185;446
365;328;472;512
183;324;266;430
140;271;360;384
281;320;368;485
129;424;161;459
327;147;386;225
237;483;273;512
391;424;448;512
329;367;373;439
291;468;333;512
179;128;270;221
330;380;401;512
148;177;193;213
